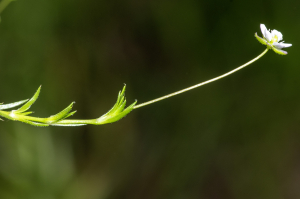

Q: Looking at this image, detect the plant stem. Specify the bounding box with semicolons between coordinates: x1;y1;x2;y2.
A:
134;48;269;109
55;119;96;125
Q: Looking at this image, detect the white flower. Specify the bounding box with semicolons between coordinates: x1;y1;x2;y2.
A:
255;24;292;55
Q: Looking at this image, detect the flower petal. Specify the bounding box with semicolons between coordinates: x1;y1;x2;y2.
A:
273;42;292;49
271;29;283;41
261;24;272;42
264;30;272;42
260;24;267;38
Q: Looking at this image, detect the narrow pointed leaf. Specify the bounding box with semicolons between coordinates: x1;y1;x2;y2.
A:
16;86;41;113
272;47;287;55
0;99;28;110
114;100;126;115
255;33;267;45
97;100;137;124
17;118;49;127
21;111;33;116
59;111;77;121
102;85;126;117
46;102;74;123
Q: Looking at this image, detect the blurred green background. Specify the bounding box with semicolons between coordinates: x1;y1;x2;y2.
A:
0;0;299;198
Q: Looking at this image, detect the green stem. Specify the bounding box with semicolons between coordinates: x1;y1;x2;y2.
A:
0;110;45;122
0;110;95;125
134;48;269;109
19;115;48;123
55;119;96;125
0;110;13;120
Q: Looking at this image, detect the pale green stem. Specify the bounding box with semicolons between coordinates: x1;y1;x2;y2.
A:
0;110;46;122
0;110;97;125
55;119;97;125
134;48;269;109
0;110;13;120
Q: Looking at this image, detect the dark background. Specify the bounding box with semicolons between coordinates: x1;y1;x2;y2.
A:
0;0;299;198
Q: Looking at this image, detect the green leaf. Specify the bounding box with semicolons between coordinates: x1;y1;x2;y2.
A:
103;100;136;124
0;99;28;110
20;111;33;116
59;111;77;120
255;33;267;45
96;85;137;124
46;102;75;124
17;118;49;127
15;86;41;113
272;47;287;55
105;86;126;116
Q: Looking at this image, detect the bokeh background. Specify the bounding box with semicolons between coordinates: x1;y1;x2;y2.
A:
0;0;299;198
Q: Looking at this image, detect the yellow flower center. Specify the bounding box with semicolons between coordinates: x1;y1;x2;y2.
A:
270;35;278;44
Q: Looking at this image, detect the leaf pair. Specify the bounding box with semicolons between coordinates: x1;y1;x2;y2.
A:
0;85;136;127
96;85;137;125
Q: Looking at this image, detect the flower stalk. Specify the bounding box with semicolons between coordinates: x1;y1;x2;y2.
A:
134;48;269;109
134;24;292;109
